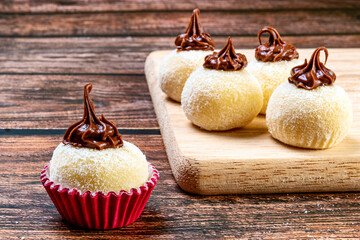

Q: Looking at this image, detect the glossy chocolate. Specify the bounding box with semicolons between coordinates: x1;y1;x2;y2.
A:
255;26;299;62
63;83;123;150
288;46;336;90
203;36;247;71
175;8;215;51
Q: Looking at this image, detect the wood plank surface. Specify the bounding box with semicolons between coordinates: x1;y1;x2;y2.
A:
1;36;359;75
1;0;358;13
0;10;358;37
1;134;360;239
145;49;360;195
1;0;360;238
0;74;158;129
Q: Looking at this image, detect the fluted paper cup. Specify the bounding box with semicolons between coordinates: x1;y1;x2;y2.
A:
40;163;159;229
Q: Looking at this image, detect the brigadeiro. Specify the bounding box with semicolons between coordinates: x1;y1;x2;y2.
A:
247;26;302;114
181;37;263;131
41;83;159;229
159;8;215;102
266;47;353;149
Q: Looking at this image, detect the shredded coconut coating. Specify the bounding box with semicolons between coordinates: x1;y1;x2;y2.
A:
49;141;149;193
181;67;263;131
159;49;213;102
247;58;302;114
266;82;353;149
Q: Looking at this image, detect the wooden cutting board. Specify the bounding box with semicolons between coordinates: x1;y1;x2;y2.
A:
145;49;360;195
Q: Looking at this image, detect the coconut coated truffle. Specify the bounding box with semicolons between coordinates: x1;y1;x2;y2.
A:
49;83;149;193
266;47;353;149
49;141;149;193
159;49;212;102
159;8;215;102
247;26;300;114
247;59;301;114
181;37;263;131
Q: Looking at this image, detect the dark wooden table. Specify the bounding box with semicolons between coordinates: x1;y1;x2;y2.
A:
1;1;360;239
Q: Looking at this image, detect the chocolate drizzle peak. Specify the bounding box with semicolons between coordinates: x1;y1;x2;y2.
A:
203;36;247;71
175;8;215;51
288;46;336;90
255;26;299;62
63;83;123;150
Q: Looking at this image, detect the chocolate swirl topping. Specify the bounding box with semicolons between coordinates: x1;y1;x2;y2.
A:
255;26;299;62
288;46;336;90
203;36;247;71
63;83;123;150
175;8;215;51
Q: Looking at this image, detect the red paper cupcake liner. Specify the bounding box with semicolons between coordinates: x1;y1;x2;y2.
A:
40;163;159;229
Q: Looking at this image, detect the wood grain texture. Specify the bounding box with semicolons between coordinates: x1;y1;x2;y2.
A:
145;49;360;195
1;0;358;13
1;1;360;238
0;75;158;129
1;134;360;239
0;10;359;37
1;36;359;75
